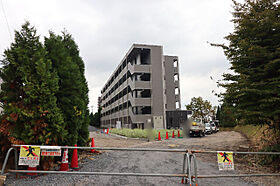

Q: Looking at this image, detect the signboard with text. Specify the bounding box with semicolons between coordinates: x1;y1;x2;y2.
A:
116;121;121;129
19;146;40;166
217;151;234;170
41;146;61;156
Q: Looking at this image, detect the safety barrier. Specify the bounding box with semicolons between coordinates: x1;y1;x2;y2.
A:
1;145;280;185
1;145;188;179
183;150;280;186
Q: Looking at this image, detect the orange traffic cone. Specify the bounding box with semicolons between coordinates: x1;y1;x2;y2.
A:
106;128;109;134
27;166;37;175
158;132;161;141
166;131;169;140
181;178;185;184
172;131;175;138
70;144;79;170
90;137;97;153
60;147;69;171
178;130;180;138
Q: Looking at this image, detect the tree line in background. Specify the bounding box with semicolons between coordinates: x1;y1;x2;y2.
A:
0;22;89;156
185;96;216;122
89;107;101;128
184;96;235;128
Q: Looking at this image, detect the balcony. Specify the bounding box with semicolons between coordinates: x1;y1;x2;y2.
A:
131;106;151;115
128;62;151;74
134;81;151;89
175;94;180;101
174;80;179;87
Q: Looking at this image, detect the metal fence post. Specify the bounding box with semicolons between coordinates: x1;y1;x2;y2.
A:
181;153;187;183
192;154;198;186
186;153;192;186
1;147;18;175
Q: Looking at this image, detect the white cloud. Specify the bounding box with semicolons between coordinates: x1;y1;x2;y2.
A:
180;67;228;107
0;0;236;112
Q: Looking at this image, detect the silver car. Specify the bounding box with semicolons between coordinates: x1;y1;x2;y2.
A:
205;123;212;134
210;122;217;133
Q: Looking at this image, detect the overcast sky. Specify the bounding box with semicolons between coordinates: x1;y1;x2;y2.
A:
0;0;236;112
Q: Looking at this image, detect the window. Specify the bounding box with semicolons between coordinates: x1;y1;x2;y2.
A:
175;88;179;95
176;101;180;109
174;74;179;81
140;73;150;81
173;59;178;67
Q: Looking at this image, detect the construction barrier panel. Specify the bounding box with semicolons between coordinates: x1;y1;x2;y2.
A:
1;145;280;185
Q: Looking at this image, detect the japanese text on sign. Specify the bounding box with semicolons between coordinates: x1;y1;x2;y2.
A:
217;151;234;170
41;146;61;156
19;146;40;166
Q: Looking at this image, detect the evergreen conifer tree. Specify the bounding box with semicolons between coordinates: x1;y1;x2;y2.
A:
90;107;101;127
63;33;89;146
212;0;280;129
89;112;94;126
45;32;89;146
0;22;66;149
216;106;221;121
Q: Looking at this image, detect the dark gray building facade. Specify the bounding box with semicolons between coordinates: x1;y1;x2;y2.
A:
100;44;181;129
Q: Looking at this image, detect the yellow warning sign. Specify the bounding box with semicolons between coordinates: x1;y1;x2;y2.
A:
217;151;234;170
19;146;40;166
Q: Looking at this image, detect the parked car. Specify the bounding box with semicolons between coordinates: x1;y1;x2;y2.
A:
213;120;220;132
205;123;212;134
210;122;217;133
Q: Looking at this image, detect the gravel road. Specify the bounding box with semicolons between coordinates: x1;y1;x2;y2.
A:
4;131;276;186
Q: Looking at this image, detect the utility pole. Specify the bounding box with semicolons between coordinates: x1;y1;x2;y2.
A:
91;105;94;113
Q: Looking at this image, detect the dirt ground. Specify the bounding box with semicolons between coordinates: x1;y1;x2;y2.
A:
90;131;280;186
4;131;280;186
88;131;279;186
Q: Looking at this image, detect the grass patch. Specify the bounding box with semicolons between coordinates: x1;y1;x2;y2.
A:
219;127;235;131
232;124;280;170
221;125;264;140
234;125;263;139
110;128;183;139
226;124;272;150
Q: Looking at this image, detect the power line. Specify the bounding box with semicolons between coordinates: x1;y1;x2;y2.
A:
0;0;12;41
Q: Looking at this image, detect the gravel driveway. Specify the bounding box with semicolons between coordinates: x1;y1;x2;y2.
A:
3;131;275;186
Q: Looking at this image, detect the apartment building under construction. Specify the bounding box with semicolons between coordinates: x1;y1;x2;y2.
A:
100;44;183;129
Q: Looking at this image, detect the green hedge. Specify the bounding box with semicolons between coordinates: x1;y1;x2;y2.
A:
110;128;183;139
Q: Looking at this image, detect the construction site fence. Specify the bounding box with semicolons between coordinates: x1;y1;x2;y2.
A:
1;145;280;185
